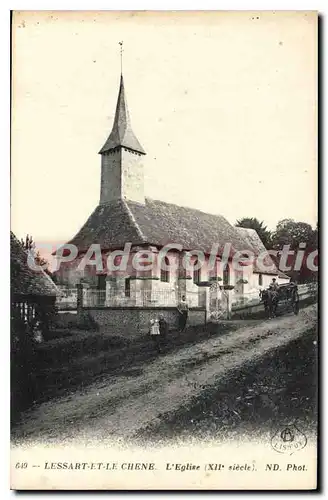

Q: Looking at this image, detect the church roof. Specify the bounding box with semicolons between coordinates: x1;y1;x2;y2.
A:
64;200;284;276
99;75;145;155
235;227;282;276
11;232;58;296
235;227;269;256
68;198;261;259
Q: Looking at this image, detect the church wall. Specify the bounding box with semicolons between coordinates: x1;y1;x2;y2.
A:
248;272;280;290
121;148;145;203
247;270;261;290
56;245;285;308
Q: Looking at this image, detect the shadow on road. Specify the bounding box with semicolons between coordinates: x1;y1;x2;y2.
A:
135;327;318;444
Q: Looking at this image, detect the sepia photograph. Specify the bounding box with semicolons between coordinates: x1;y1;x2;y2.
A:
10;10;318;490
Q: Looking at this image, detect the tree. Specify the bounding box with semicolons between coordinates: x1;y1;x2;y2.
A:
235;217;272;249
20;234;50;273
271;219;316;250
271;219;318;283
20;234;35;251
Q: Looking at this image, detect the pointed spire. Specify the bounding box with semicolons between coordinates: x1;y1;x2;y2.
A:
99;74;145;155
119;40;123;75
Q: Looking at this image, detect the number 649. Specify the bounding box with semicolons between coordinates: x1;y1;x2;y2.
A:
15;462;28;469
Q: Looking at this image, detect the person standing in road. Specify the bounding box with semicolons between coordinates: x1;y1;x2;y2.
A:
177;295;189;332
149;317;161;352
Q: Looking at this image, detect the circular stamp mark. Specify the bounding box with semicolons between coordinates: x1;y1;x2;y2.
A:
271;423;307;455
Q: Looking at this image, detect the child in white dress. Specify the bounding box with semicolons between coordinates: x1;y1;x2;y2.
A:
149;317;161;351
150;318;160;336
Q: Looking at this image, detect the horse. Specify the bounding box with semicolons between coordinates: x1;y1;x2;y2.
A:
260;283;299;319
260;288;279;318
279;283;300;315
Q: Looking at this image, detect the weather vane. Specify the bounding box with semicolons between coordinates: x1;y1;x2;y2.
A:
119;41;123;74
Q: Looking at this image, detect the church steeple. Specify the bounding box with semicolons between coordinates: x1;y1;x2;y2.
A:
99;61;146;206
99;75;145;155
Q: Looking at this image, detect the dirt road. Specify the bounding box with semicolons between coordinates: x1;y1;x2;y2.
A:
12;304;317;446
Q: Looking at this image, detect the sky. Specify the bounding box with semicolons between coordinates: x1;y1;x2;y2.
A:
11;10;317;247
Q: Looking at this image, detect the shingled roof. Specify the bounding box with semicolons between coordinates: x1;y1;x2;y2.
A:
68;198;255;256
235;227;270;256
99;75;146;155
11;232;58;297
235;227;288;277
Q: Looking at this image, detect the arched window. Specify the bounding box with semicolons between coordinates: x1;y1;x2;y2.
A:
193;258;200;284
160;256;170;283
223;264;230;285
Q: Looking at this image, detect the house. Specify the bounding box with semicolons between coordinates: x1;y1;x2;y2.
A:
11;231;58;336
55;71;288;310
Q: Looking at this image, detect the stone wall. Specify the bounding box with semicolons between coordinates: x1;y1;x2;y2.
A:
84;307;206;337
188;308;208;326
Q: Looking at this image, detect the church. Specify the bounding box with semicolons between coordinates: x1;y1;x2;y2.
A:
55;69;289;310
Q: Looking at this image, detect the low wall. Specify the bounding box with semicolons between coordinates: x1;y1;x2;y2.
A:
67;285;316;335
83;307;206;337
231;290;317;320
231;303;265;320
188;309;208;327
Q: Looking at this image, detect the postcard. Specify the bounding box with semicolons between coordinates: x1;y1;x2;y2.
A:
11;10;318;490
